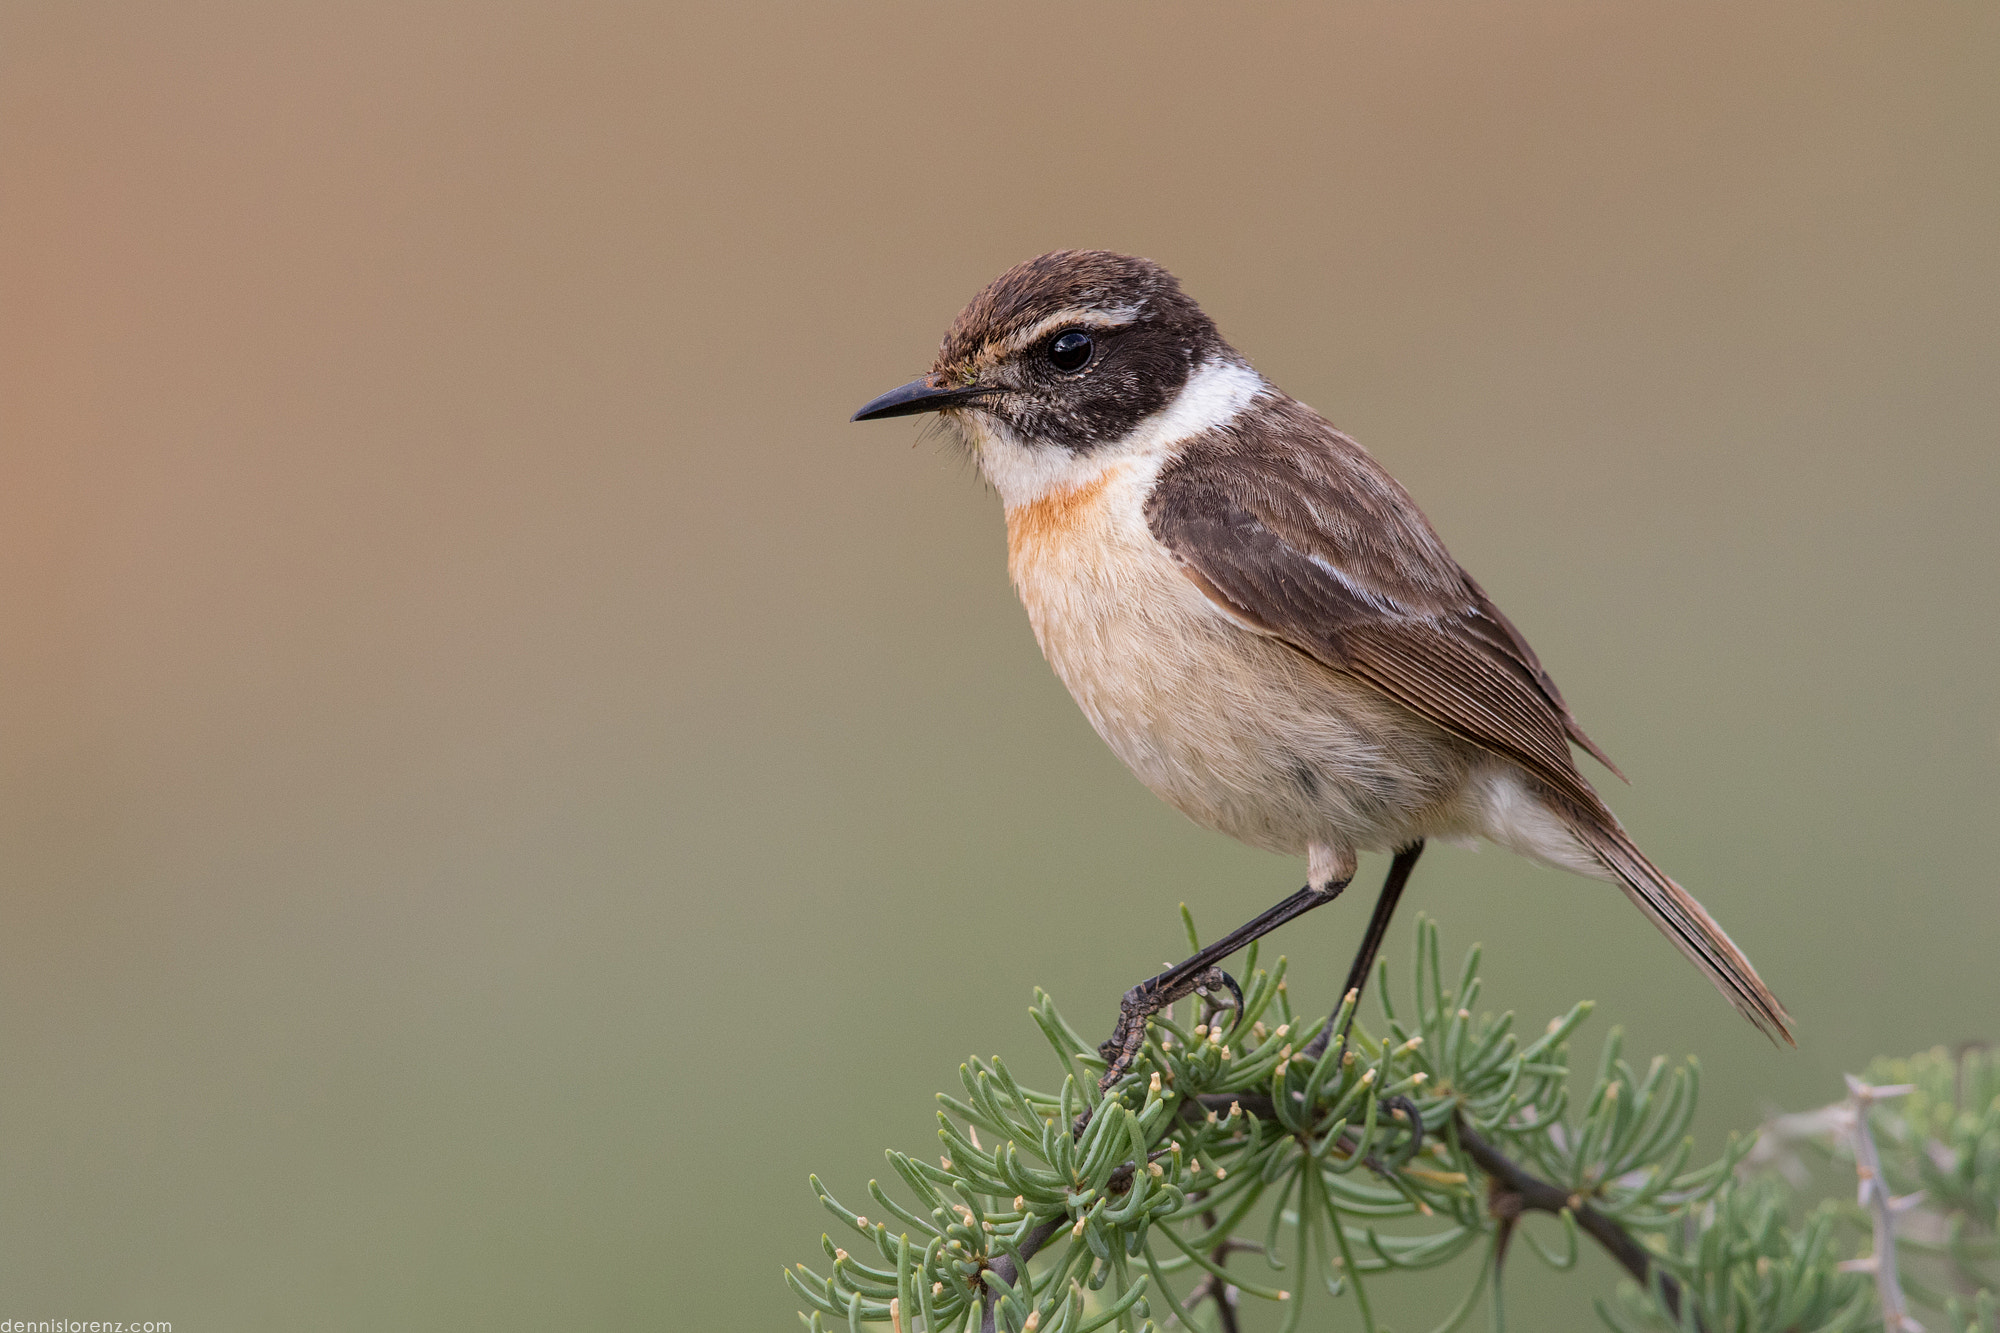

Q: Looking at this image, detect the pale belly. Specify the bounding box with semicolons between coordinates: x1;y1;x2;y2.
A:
1005;467;1477;859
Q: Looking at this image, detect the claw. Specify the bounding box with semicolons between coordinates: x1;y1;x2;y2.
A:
1363;1094;1426;1177
1103;965;1238;1092
1193;967;1244;1030
1087;880;1349;1105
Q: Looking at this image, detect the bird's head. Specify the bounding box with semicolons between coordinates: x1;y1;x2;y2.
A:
852;250;1232;458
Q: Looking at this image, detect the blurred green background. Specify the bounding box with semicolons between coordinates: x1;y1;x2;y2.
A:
2;2;1995;1328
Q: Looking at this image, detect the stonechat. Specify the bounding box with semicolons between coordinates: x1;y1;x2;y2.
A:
854;251;1790;1085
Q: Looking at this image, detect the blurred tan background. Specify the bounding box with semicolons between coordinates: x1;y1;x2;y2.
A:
2;2;1995;1328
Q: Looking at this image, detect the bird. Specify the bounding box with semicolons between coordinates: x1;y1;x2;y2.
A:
852;250;1792;1087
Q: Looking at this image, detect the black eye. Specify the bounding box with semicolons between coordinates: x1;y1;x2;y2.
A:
1046;330;1094;373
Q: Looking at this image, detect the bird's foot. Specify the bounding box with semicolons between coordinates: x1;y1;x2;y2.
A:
1095;965;1241;1094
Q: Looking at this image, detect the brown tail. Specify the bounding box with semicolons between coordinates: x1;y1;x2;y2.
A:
1573;817;1795;1045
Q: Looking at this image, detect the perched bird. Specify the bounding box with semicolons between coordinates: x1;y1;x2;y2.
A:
853;250;1791;1084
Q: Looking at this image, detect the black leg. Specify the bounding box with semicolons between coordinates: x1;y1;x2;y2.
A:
1097;878;1350;1091
1303;841;1425;1062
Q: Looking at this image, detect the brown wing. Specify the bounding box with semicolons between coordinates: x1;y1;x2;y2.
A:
1146;396;1620;813
1457;585;1626;780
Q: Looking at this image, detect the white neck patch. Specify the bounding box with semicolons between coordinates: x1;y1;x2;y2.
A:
964;357;1267;510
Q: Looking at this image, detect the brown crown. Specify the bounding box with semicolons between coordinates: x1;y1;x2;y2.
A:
930;250;1218;382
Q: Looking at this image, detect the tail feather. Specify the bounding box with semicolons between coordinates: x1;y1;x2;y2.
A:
1574;818;1795;1045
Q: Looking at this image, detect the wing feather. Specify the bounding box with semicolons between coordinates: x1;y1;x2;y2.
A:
1146;398;1615;813
1144;395;1793;1043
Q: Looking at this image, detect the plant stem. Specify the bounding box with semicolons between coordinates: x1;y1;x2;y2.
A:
1453;1115;1699;1331
981;1217;1065;1333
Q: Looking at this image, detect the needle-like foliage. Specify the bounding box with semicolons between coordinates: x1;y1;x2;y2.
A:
790;915;1997;1333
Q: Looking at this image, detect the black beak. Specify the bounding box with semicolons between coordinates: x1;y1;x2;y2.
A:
850;378;993;422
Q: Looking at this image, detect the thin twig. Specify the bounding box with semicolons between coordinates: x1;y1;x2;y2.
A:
1191;1098;1682;1323
980;1216;1064;1333
1454;1115;1701;1331
1837;1075;1925;1333
1079;1025;1692;1330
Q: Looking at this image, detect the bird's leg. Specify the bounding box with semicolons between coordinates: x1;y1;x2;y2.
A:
1302;840;1426;1064
1097;875;1352;1093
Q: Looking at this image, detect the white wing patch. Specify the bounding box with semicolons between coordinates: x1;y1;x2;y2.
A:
1303;552;1404;615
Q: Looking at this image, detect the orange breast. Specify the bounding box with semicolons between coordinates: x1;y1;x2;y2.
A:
1004;470;1118;571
